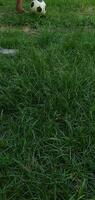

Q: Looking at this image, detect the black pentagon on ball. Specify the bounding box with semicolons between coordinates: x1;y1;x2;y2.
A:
31;2;34;7
38;0;43;2
37;6;42;12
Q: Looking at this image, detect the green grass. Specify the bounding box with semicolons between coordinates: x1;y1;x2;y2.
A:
0;0;95;199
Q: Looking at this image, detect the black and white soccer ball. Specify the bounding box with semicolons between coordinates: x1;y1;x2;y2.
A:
30;0;46;15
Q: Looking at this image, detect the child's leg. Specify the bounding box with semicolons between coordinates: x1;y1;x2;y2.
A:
16;0;23;12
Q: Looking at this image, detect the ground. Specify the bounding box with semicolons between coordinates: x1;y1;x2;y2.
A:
0;0;95;199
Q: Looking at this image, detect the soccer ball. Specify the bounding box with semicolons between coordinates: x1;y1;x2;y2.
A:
30;0;46;15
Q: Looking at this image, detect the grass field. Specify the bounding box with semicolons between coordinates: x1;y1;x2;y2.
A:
0;0;95;199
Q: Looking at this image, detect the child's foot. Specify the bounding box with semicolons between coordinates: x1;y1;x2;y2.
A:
16;8;25;13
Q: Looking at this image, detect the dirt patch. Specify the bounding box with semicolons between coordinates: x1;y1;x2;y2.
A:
79;5;95;16
0;25;38;35
21;26;38;34
0;24;95;37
